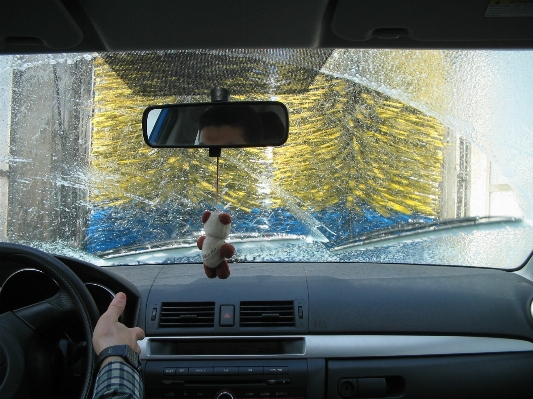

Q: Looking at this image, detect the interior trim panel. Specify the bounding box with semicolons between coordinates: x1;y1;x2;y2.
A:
138;335;533;360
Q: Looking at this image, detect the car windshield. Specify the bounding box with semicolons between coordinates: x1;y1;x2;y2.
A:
1;50;532;269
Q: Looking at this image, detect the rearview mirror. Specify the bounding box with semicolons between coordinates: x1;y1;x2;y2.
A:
143;101;289;148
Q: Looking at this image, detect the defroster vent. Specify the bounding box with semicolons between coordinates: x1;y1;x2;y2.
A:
240;301;295;327
159;302;215;328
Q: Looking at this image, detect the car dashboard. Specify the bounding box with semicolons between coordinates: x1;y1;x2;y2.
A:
2;253;533;399
51;260;533;399
2;255;533;398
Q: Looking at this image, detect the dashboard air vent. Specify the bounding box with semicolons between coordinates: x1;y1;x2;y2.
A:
159;302;215;328
240;301;295;327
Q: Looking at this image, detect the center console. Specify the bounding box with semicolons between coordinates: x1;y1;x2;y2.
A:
142;338;308;399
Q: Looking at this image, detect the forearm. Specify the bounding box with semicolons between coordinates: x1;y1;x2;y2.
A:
92;360;144;399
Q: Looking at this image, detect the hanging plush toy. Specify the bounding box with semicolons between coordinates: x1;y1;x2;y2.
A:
197;210;234;279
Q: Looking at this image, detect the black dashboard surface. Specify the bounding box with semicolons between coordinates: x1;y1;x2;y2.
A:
106;262;533;340
105;262;533;399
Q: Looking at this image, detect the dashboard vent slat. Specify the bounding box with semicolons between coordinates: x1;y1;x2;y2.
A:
159;302;215;328
240;301;295;327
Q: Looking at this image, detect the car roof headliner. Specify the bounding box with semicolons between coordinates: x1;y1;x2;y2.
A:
2;0;533;55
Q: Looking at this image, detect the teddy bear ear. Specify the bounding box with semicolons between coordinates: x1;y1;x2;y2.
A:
219;213;232;225
202;211;212;223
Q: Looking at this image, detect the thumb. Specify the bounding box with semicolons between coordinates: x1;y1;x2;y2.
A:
104;292;127;320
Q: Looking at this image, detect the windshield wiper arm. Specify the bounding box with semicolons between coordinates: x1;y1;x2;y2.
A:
330;216;522;252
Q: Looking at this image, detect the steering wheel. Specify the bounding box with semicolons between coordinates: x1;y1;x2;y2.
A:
0;243;100;399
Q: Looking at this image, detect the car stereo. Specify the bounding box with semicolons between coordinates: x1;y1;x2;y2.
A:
143;359;307;399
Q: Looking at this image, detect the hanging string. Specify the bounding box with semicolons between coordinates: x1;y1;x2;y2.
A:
216;156;220;207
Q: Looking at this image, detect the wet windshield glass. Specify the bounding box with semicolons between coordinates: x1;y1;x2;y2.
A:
1;50;532;268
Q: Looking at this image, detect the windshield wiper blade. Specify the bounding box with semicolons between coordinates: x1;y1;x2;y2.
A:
330;216;522;252
97;237;199;259
97;232;305;259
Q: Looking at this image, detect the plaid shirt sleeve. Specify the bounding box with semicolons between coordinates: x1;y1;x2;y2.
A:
92;360;144;399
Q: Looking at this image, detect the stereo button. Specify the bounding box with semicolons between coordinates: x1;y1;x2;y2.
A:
193;391;211;398
239;366;263;375
240;391;257;398
190;368;213;375
265;367;288;375
214;367;239;375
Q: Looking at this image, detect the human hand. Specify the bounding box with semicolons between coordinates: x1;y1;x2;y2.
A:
93;292;145;358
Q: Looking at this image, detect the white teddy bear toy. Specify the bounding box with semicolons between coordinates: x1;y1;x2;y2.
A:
196;210;234;279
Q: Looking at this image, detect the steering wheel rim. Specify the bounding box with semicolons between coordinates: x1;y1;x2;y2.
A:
0;242;100;399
